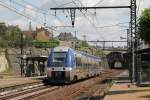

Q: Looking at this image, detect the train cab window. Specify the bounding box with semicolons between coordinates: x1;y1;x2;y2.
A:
51;52;67;67
53;52;66;62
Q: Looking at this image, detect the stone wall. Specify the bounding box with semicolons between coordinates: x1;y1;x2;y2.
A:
0;49;9;72
6;47;51;74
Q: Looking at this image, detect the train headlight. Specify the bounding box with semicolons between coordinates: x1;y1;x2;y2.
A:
69;67;72;71
52;68;54;70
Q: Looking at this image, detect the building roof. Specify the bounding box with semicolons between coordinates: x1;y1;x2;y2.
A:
136;48;150;54
23;27;53;41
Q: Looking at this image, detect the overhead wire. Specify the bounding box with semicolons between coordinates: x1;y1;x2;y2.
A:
22;0;56;15
96;22;129;28
55;1;74;7
2;0;53;26
9;0;55;16
8;0;48;22
71;0;105;40
73;0;123;41
20;0;69;27
0;0;60;31
12;0;68;31
94;0;106;6
73;0;95;16
0;0;33;19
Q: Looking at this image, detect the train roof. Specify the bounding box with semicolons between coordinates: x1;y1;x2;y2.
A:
75;50;101;60
52;46;101;60
53;46;72;52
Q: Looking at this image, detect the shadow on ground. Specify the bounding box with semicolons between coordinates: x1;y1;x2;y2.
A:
139;95;150;99
107;89;150;95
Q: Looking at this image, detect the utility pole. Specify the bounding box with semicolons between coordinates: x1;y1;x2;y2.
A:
127;29;130;52
82;35;86;42
74;31;77;50
130;0;137;83
44;14;47;26
103;41;105;50
50;26;54;40
20;32;23;76
29;21;32;31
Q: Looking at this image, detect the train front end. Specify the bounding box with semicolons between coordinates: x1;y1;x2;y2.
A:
47;47;75;83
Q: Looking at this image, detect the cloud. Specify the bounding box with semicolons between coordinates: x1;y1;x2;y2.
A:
52;18;63;26
36;0;49;7
0;6;7;12
0;0;149;47
24;5;37;19
80;0;100;6
9;18;30;30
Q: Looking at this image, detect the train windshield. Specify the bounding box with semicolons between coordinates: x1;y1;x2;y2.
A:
51;52;67;67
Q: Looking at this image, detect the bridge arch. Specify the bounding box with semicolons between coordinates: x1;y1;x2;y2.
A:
106;52;125;69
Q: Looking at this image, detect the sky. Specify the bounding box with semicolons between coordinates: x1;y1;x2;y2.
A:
0;0;150;47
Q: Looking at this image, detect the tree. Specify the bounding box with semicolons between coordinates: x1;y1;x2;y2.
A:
9;26;22;45
0;23;7;36
138;7;150;44
0;23;8;47
80;41;89;47
0;23;22;47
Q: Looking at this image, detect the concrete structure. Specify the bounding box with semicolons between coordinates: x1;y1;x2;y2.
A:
57;32;76;41
6;48;50;75
104;70;150;100
135;48;150;85
0;49;9;72
57;32;80;48
20;56;48;77
107;52;125;69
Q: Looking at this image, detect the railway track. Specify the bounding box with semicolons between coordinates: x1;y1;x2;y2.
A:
32;69;123;100
0;83;44;100
0;69;123;100
8;86;59;100
0;83;60;100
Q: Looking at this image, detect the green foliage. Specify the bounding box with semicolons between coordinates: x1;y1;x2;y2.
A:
138;7;150;44
9;27;22;47
94;49;105;56
0;23;7;37
0;23;22;47
33;40;60;48
79;41;89;47
24;37;34;46
0;23;8;47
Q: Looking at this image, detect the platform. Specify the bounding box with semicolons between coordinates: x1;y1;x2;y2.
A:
104;70;150;100
114;70;130;83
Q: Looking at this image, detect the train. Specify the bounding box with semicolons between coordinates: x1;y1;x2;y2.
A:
46;46;108;83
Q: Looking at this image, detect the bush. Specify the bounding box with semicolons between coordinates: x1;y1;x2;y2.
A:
33;40;60;48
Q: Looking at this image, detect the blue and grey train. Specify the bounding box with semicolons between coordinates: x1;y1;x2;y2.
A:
46;46;106;83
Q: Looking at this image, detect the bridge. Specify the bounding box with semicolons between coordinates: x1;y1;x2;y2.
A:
101;47;127;69
88;41;128;69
